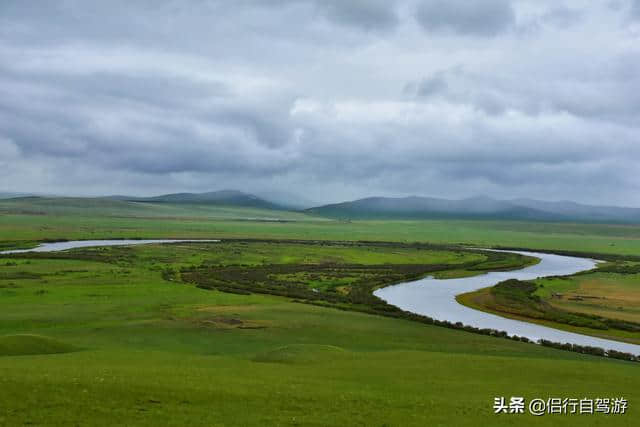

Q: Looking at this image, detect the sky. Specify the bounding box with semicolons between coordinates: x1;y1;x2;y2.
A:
1;0;639;206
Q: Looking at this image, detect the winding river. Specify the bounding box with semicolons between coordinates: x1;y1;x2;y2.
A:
2;241;638;354
375;250;640;355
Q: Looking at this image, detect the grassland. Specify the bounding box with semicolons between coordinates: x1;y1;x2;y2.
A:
536;270;640;322
0;197;320;221
3;196;640;255
0;241;527;326
1;200;640;425
3;214;640;255
0;241;638;426
458;271;640;345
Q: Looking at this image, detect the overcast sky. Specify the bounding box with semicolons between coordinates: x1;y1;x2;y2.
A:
1;1;639;206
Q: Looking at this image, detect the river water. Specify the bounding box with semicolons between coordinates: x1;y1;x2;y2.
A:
0;239;219;254
375;250;640;355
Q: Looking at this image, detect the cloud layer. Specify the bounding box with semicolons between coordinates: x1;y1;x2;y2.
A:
1;0;639;206
415;0;515;36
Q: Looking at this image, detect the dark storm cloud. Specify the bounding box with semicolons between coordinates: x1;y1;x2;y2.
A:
236;0;400;32
0;0;639;206
415;0;515;36
631;0;640;18
408;57;640;123
538;6;583;28
408;72;449;98
313;0;400;32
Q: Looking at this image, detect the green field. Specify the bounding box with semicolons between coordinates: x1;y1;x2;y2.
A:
1;201;639;425
3;198;640;256
457;264;640;345
540;273;640;324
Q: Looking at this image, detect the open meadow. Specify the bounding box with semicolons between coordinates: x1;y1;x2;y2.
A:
1;201;639;426
3;198;640;255
5;2;640;425
458;264;640;345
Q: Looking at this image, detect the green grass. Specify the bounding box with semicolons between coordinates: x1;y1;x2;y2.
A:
1;284;638;425
458;272;640;345
253;344;351;364
2;198;640;255
3;346;639;426
111;240;485;267
0;197;322;221
2;203;640;425
0;242;638;425
0;334;78;356
541;274;640;324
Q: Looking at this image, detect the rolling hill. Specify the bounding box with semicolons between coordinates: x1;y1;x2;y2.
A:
306;196;640;223
115;190;284;210
0;193;320;221
0;192;36;199
5;191;640;224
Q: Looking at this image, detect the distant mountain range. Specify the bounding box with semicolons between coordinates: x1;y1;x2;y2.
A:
305;195;640;223
110;190;284;210
4;190;640;223
0;192;37;199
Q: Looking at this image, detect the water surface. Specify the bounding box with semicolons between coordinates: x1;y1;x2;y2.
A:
374;250;640;355
1;239;219;254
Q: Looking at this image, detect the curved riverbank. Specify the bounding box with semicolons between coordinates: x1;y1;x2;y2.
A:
456;286;640;346
374;250;640;355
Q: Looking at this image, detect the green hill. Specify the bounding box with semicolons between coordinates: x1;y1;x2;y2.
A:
119;190;284;210
306;196;557;221
307;195;640;223
0;195;318;221
253;344;351;364
0;335;78;356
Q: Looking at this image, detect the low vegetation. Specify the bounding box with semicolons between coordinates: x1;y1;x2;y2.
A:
492;279;640;331
0;334;78;357
253;344;351;364
459;262;640;346
2;204;640;425
175;241;537;320
4;196;640;255
0;241;637;425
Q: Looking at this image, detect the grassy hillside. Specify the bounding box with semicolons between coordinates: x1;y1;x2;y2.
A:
0;334;78;356
306;195;640;223
0;196;319;221
123;190;285;210
306;196;554;221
